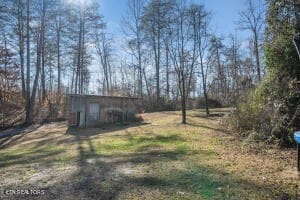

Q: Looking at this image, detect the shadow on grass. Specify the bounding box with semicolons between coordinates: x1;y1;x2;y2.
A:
0;146;65;168
0;124;41;149
70;134;122;199
6;124;185;199
122;165;290;200
33;127;190;200
42;130;188;199
27;122;151;149
164;109;228;121
42;146;294;200
66;122;151;137
188;113;225;120
137;134;182;143
2;136;295;200
186;122;222;131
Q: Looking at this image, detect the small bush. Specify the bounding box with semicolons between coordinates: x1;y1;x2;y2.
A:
243;130;266;144
228;78;275;143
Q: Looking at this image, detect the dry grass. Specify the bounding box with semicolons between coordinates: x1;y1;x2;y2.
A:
0;108;299;200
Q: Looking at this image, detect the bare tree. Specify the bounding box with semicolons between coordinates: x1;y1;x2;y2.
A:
25;0;31;124
16;0;26;98
25;0;45;124
238;0;264;82
189;4;210;116
123;0;146;98
72;2;100;95
141;0;174;102
40;0;47;102
51;0;67;101
169;1;197;124
224;34;241;102
209;36;226;101
94;27;114;95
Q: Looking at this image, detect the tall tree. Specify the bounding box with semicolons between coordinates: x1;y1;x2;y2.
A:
141;0;174;102
72;1;100;95
169;0;197;124
209;36;226;101
25;0;31;124
123;0;146;98
238;0;264;82
94;26;114;95
51;0;68;101
224;34;241;102
188;3;210;116
14;0;26;98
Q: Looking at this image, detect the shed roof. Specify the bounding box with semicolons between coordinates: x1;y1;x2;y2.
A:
67;94;139;100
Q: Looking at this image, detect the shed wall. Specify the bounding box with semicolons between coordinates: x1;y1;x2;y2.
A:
68;96;138;127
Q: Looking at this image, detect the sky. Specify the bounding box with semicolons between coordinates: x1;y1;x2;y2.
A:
99;0;253;41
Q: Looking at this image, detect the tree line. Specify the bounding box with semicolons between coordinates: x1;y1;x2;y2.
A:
123;0;264;123
0;0;265;126
0;0;104;124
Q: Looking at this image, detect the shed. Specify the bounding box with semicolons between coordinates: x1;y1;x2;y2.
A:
67;94;139;127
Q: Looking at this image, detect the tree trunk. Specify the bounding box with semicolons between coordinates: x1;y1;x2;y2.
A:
56;20;61;98
25;0;31;124
80;20;85;94
200;53;209;116
137;32;143;98
143;68;151;97
254;32;261;82
41;32;46;101
17;0;26;98
157;31;161;102
166;44;169;100
181;74;186;124
153;35;160;102
41;0;46;102
75;15;82;95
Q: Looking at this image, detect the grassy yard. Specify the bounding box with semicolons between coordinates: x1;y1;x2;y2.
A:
0;109;299;199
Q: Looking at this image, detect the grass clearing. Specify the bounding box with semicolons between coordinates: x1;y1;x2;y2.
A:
0;108;299;199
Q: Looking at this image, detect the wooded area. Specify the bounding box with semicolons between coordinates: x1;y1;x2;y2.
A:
0;0;300;199
0;0;299;146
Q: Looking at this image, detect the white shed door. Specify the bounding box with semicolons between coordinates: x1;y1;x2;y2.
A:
89;103;99;120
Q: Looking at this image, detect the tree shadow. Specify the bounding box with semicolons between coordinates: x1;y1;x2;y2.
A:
0;146;65;168
2;130;297;199
28;128;189;199
0;124;41;149
186;122;224;132
39;129;188;199
188;113;225;119
186;117;231;134
70;134;122;199
34;143;296;200
163;110;228;122
25;122;151;149
66;122;151;137
120;165;295;199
